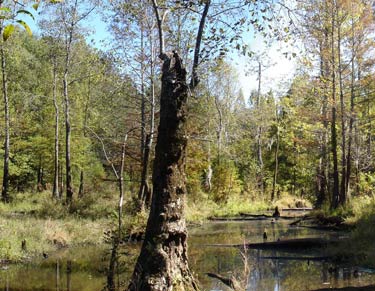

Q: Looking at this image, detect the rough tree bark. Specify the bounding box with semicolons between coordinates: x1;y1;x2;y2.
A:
128;0;210;289
128;51;198;291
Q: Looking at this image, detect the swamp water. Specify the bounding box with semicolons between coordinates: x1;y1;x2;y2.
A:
1;216;375;291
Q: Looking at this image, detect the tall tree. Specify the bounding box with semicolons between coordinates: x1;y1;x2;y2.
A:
0;26;10;202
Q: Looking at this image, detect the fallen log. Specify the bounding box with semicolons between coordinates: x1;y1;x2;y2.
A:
246;238;337;250
206;273;237;290
208;216;269;221
205;237;337;250
208;215;299;221
289;215;312;226
282;208;313;211
260;255;331;261
299;225;346;231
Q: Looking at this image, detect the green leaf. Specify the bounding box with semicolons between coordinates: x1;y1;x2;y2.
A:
16;20;32;36
16;9;35;20
3;24;15;41
32;3;40;11
0;7;12;13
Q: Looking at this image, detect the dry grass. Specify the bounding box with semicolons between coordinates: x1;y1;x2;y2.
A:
273;193;312;209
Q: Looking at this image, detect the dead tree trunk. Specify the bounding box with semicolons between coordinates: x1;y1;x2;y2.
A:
128;52;198;291
128;0;210;288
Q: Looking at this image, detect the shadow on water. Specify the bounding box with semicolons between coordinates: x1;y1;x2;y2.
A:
1;217;375;291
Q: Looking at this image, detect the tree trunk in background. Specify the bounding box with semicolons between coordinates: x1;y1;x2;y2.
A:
138;33;156;209
138;134;152;207
215;96;223;164
78;77;91;198
271;123;280;201
256;61;264;195
1;42;9;203
52;56;60;199
345;17;356;199
330;5;340;209
118;138;127;239
316;38;329;208
128;52;198;291
140;22;146;157
37;157;45;192
59;162;63;198
144;72;155;207
78;171;84;198
63;17;76;203
64;64;73;203
337;21;347;205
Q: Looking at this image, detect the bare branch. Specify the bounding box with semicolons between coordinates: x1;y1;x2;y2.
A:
190;0;211;89
150;0;165;58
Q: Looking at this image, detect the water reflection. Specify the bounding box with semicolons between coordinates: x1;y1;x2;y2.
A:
1;219;375;291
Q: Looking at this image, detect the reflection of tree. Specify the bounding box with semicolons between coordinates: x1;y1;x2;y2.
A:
55;261;60;291
106;239;118;291
102;239;139;291
67;260;72;291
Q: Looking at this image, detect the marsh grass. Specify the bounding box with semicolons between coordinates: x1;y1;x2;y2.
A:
340;195;375;267
313;195;375;268
272;193;312;209
186;194;268;222
0;190;145;262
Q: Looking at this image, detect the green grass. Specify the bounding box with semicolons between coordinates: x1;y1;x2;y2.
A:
186;194;269;222
308;194;375;268
272;193;312;209
337;195;375;268
0;216;109;262
0;190;144;262
8;188;366;266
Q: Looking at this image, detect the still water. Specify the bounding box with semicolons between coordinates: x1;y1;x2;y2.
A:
1;217;375;291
